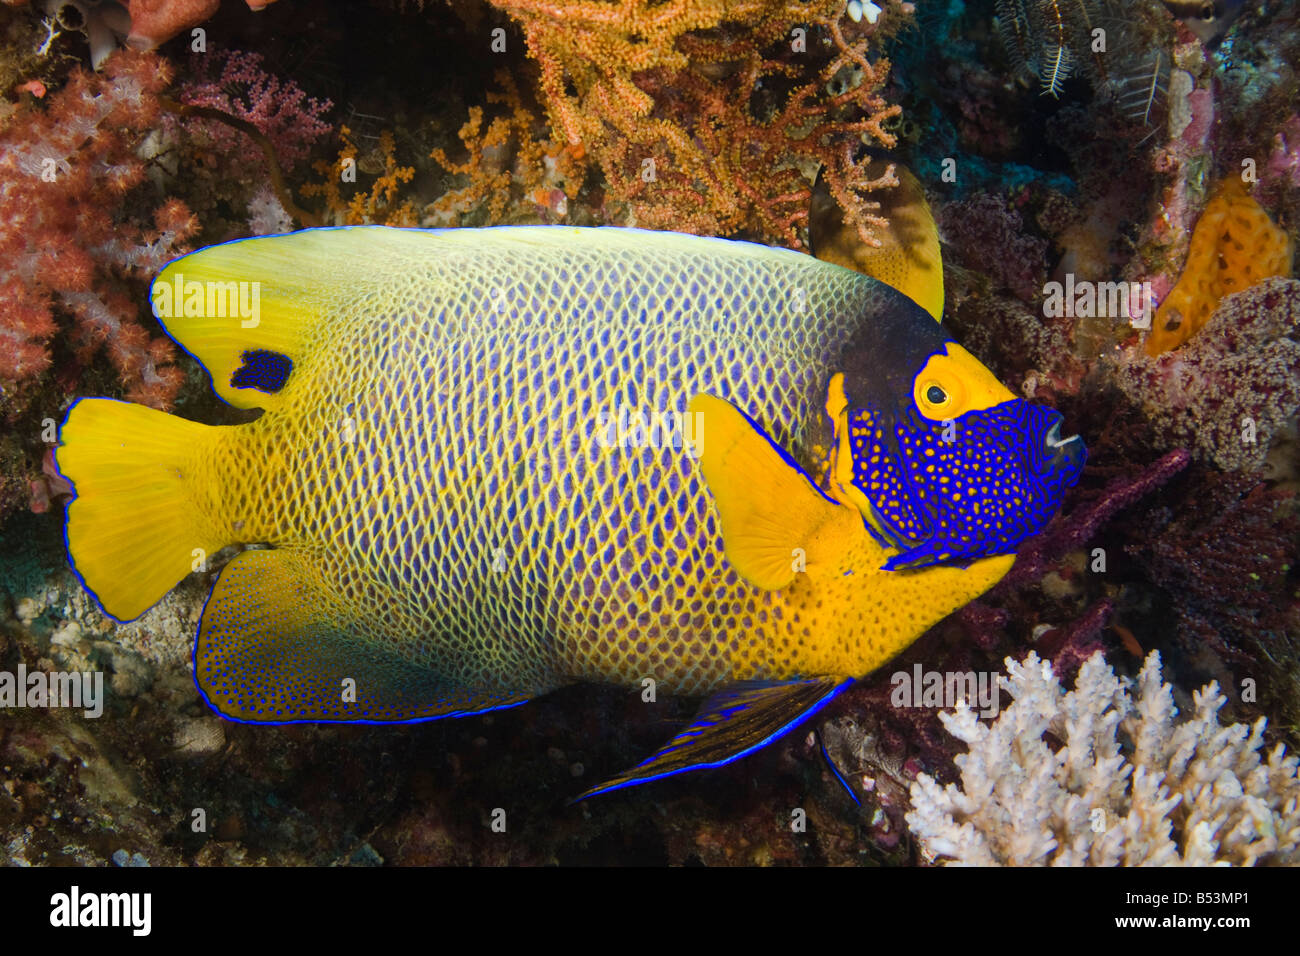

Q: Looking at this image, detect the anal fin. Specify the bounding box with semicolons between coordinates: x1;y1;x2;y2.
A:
196;549;528;724
576;677;853;800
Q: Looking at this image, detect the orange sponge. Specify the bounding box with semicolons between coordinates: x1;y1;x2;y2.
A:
1146;177;1293;356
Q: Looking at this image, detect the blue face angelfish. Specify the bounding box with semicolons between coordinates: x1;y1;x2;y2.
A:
827;337;1084;571
55;184;1085;798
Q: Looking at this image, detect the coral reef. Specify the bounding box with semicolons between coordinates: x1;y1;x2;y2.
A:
0;51;195;415
426;70;581;226
938;192;1050;302
994;0;1174;123
1262;114;1300;197
125;0;274;51
1126;468;1300;732
36;0;132;69
303;125;418;226
907;650;1300;865
1113;278;1300;471
175;49;331;172
125;0;218;51
1;0;277;60
477;0;909;244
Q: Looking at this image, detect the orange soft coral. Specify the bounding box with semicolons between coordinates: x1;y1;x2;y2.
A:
301;127;418;226
480;0;906;246
429;71;584;226
1145;177;1294;356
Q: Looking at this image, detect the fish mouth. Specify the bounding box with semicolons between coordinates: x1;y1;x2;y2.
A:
1044;419;1081;453
1042;417;1086;476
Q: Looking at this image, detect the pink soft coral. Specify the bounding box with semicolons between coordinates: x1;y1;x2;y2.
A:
0;52;196;409
177;49;332;171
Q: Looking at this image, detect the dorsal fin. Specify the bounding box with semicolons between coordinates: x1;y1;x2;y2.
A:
152;225;824;410
810;159;944;321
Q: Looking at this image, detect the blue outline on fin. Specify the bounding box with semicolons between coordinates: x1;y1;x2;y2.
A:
188;559;529;727
572;678;853;801
817;731;862;806
712;397;840;508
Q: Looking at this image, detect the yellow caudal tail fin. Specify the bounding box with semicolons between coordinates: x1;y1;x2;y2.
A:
56;399;228;622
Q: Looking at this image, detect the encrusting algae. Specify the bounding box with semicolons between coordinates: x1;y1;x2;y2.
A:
1146;176;1294;355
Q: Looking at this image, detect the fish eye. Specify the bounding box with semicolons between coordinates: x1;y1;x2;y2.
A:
911;346;1002;422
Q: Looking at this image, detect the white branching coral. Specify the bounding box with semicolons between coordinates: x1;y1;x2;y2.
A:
906;651;1300;866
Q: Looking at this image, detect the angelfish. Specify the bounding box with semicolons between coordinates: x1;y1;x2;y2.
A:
56;183;1084;798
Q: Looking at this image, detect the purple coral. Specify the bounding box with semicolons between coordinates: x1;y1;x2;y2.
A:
937;192;1049;302
1129;473;1297;655
1111;278;1300;471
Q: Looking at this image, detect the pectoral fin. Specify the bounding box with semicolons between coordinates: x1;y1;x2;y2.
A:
575;677;853;800
689;393;853;590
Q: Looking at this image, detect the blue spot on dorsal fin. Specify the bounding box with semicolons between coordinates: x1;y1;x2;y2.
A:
230;349;293;393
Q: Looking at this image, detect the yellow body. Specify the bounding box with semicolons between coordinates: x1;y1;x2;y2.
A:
59;226;1014;720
